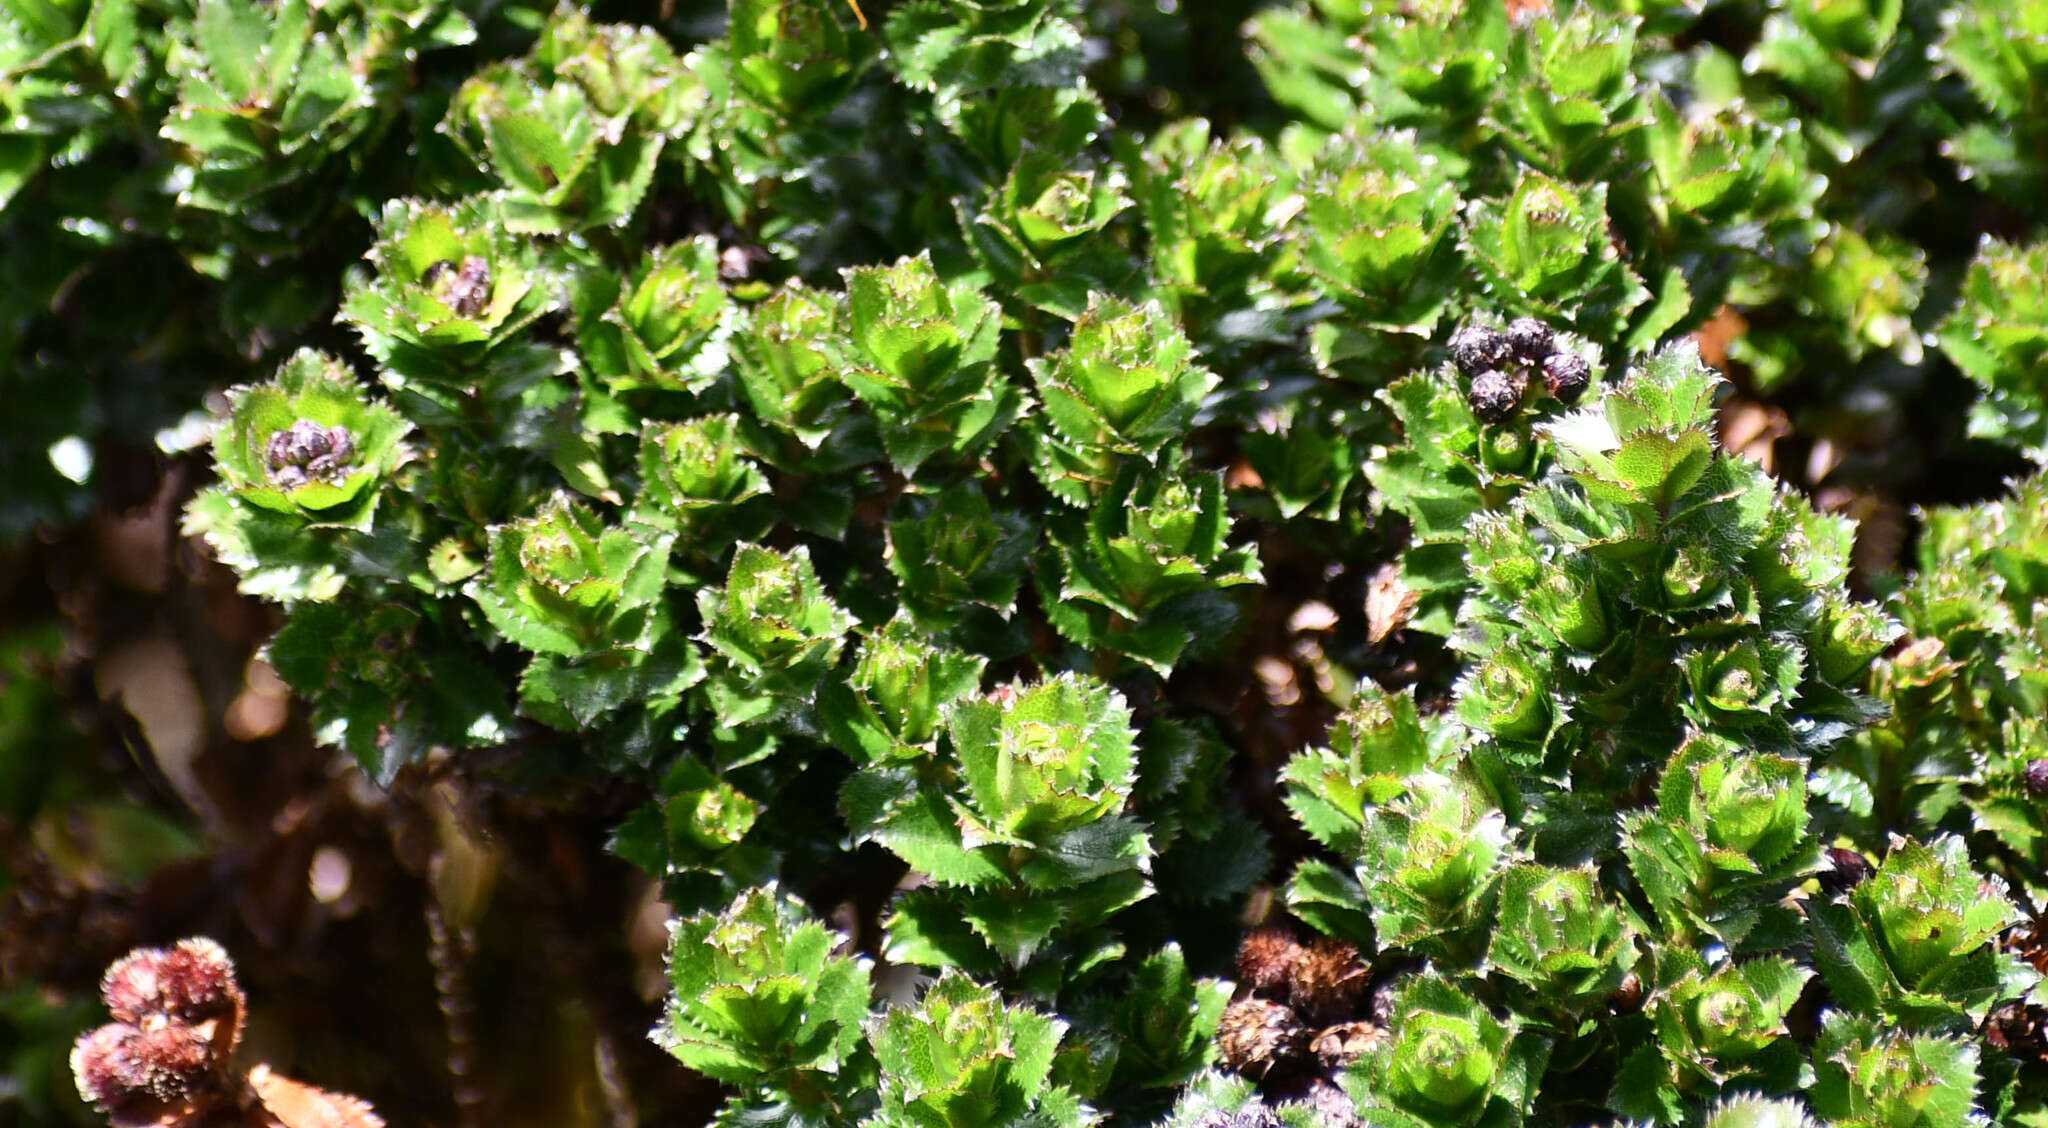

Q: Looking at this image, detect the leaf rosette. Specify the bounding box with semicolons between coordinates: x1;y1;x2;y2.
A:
575;237;734;392
865;971;1088;1128
700;544;852;678
1641;98;1823;245
1282;688;1445;858
1366;348;1601;636
996;148;1132;260
1806;836;2026;1027
1813;594;1898;687
1351;772;1509;957
1940;0;2048;204
441;59;663;234
467;493;670;658
210;350;411;531
1609;951;1811;1124
947;673;1141;849
340;196;553;375
632;415;770;545
1665;958;1811;1071
1459;172;1648;343
1695;753;1809;863
156;0;465;245
1520;561;1612;654
965;146;1134;317
656;885;872;1090
1042;457;1261;672
819;617;987;765
1133;120;1294;322
697;544;854;729
1290;129;1461;333
1936;237;2048;456
1455;649;1554;745
1345;975;1545;1128
885;484;1035;631
838;253;1016;475
530;8;702;131
1487;865;1637;1020
722;0;867;122
852;674;1152;970
1700;1096;1821;1128
1809;1013;1981;1128
732;281;856;450
1489;8;1638;176
1027;295;1219;505
1061;462;1258;619
880;0;1091;107
1623;737;1816;947
1108;945;1230;1091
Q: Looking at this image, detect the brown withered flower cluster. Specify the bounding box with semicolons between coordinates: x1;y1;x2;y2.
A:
73;939;246;1126
1216;923;1386;1112
71;938;383;1128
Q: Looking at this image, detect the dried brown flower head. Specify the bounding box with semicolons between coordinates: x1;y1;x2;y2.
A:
1310;1019;1387;1069
1288;936;1367;1019
1235;927;1304;997
1217;997;1308;1078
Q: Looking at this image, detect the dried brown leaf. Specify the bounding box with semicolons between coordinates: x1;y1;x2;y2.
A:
1365;565;1418;646
246;1065;385;1128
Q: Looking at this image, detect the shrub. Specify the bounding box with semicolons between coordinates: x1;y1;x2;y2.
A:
8;1;2048;1126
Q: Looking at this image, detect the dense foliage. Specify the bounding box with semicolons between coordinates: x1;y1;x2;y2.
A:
8;0;2048;1125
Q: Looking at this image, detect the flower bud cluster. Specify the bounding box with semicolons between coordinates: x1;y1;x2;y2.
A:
423;255;492;318
73;939;388;1128
72;939;244;1121
264;420;357;490
1448;316;1591;424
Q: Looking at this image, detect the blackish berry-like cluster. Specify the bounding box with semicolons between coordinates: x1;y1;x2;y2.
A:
1448;318;1591;424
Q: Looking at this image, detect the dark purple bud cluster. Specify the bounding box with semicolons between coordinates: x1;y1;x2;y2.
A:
1504;317;1553;366
1449;324;1512;375
425;254;492;317
1468;370;1522;425
1818;846;1872;896
265;419;356;490
1541;351;1591;402
1448;316;1592;423
2024;758;2048;798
